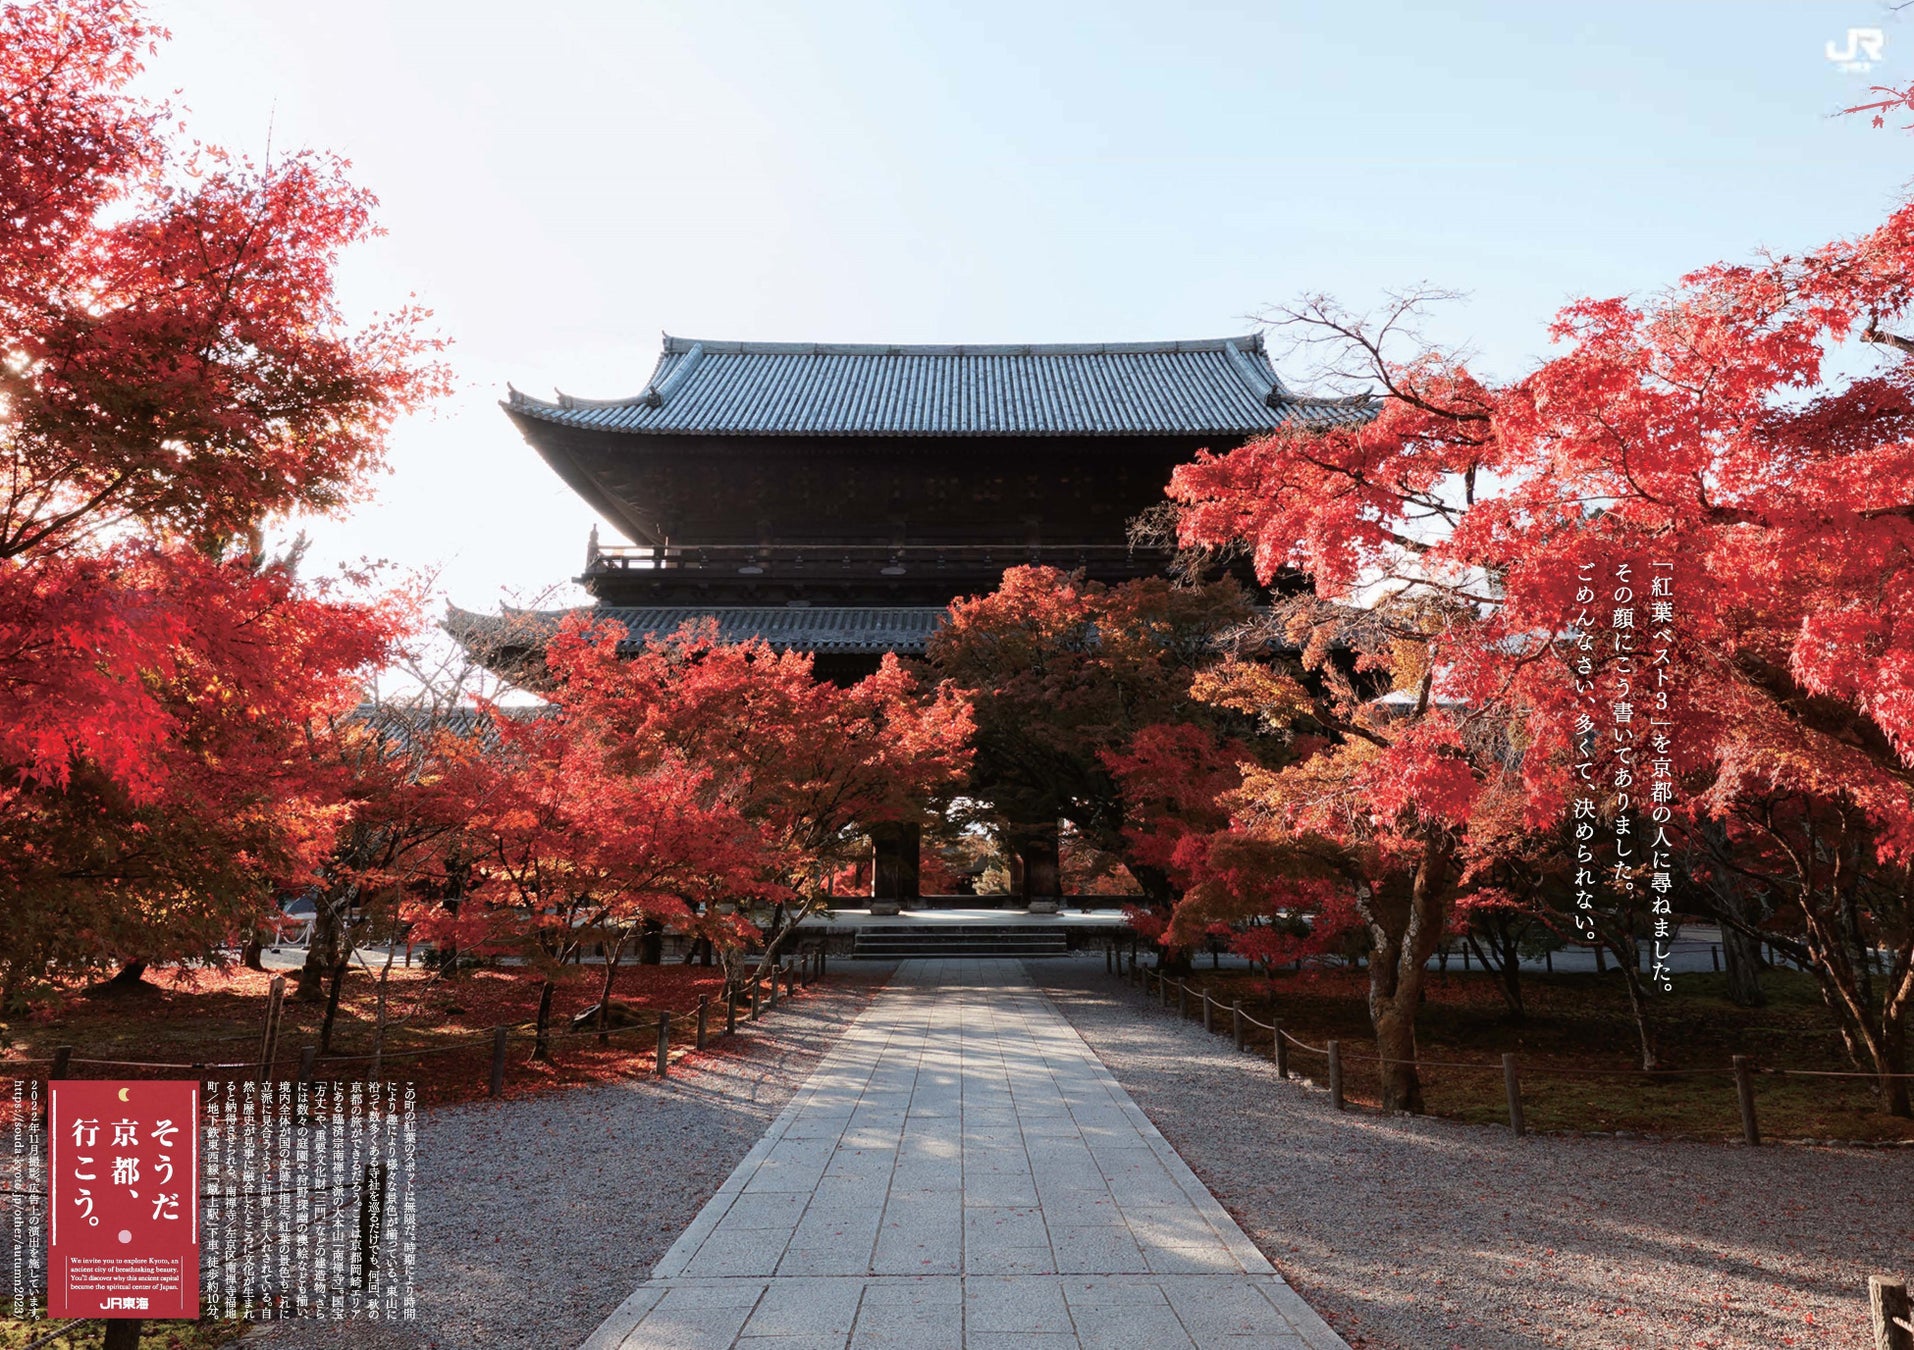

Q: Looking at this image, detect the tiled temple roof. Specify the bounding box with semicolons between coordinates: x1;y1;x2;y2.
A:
504;335;1372;439
445;605;948;658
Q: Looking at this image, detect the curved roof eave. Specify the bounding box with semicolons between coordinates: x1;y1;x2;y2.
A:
503;333;1373;440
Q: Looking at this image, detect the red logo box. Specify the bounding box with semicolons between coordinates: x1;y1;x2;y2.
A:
48;1081;199;1319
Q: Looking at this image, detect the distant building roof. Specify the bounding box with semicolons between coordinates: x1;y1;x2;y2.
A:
505;334;1371;439
445;604;948;658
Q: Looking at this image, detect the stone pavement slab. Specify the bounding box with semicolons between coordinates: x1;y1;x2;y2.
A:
580;959;1347;1350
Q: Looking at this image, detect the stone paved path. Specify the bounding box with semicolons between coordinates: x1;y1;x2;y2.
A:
580;958;1347;1349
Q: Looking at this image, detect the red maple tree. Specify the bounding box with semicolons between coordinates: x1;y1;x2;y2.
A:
534;616;974;981
0;0;446;1003
443;705;768;1059
929;566;1298;965
1170;188;1914;1109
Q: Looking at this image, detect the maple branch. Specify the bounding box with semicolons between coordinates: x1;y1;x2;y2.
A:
1730;652;1913;787
0;467;136;560
1257;290;1493;424
1863;317;1914;357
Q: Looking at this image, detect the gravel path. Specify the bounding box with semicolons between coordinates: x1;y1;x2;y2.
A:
251;965;894;1350
1036;957;1914;1350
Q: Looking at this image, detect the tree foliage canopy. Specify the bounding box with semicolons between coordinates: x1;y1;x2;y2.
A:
0;0;445;1000
1169;195;1914;1111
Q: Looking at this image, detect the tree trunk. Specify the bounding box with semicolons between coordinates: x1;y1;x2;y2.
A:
1359;837;1452;1114
532;978;555;1062
1612;934;1658;1070
298;892;342;1002
297;941;329;1001
1692;816;1767;1008
1719;921;1766;1008
1791;906;1913;1119
639;919;664;966
1880;1014;1912;1117
1129;865;1191;974
369;943;398;1081
1371;992;1423;1112
595;941;623;1046
105;960;149;988
319;959;349;1054
241;936;266;972
751;897;823;983
1465;929;1525;1022
438;896;463;977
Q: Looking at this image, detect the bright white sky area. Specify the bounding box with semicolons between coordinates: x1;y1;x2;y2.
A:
136;0;1914;625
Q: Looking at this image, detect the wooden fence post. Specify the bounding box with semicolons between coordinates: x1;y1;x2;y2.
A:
750;979;762;1022
1232;1000;1244;1052
294;1045;318;1126
726;989;739;1036
696;996;710;1051
656;1013;671;1077
1178;982;1188;1021
1328;1040;1343;1110
488;1028;507;1099
1869;1275;1913;1350
1273;1022;1288;1078
258;974;286;1084
1502;1053;1525;1136
1733;1055;1761;1146
1202;991;1213;1035
50;1045;72;1081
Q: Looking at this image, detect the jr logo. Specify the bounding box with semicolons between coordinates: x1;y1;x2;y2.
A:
1827;27;1886;68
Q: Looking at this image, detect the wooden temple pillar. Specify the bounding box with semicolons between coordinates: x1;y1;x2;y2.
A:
869;821;921;916
1013;821;1062;914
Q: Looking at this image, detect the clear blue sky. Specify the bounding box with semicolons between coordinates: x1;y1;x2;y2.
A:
137;0;1914;617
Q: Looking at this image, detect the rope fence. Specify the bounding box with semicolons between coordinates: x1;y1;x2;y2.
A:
1113;949;1911;1145
0;942;833;1104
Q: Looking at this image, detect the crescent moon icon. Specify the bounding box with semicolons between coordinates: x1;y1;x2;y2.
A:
117;1088;130;1102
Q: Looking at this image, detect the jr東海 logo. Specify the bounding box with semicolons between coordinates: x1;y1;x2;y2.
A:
1827;27;1886;72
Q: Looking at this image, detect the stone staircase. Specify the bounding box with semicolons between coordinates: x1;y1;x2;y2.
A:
851;923;1071;959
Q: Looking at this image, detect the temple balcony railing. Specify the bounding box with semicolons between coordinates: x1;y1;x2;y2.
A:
580;540;1170;581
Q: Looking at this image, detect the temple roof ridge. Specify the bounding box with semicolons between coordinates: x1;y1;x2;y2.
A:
502;331;1372;439
654;333;1267;358
445;602;951;657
